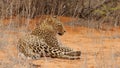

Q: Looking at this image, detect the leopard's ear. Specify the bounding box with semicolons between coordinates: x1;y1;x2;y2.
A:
44;16;51;22
47;17;53;22
45;15;58;24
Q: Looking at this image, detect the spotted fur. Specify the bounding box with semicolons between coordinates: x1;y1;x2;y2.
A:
17;16;81;59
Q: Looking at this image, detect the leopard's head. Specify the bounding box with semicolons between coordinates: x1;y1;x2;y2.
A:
45;16;66;36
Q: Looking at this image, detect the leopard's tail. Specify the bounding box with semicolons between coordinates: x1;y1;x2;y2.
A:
49;47;81;60
61;51;81;60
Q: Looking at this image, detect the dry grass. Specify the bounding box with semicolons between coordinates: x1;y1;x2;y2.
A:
0;0;120;68
0;16;120;68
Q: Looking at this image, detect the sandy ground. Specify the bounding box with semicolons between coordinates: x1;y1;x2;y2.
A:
0;16;120;68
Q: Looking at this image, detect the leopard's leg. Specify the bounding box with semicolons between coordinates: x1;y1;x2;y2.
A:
17;37;51;60
59;46;73;52
17;41;41;60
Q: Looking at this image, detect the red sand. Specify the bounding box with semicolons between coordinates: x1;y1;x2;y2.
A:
0;16;120;68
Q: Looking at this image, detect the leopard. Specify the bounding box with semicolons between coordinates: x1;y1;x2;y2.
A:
31;16;73;52
17;16;81;60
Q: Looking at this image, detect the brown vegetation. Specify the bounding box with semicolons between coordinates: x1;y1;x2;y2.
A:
0;0;120;68
0;0;120;25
